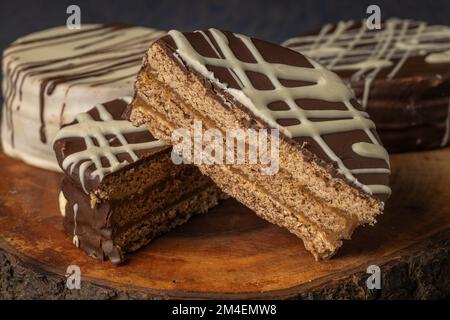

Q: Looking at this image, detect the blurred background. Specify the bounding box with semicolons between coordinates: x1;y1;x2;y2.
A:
3;0;449;104
1;0;450;50
1;0;449;105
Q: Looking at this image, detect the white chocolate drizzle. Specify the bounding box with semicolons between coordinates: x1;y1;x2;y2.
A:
168;29;391;197
352;142;389;162
426;50;450;64
53;97;167;193
59;191;68;217
73;203;79;248
283;19;450;109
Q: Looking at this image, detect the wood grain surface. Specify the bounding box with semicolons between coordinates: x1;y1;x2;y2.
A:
0;149;449;299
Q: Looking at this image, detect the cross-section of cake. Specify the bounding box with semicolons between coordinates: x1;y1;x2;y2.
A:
54;97;225;263
128;29;391;260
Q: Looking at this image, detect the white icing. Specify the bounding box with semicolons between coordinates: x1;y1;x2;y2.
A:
426;50;450;64
53;97;167;193
1;24;165;171
352;142;390;164
332;59;393;71
59;191;68;217
73;203;79;247
305;46;346;58
168;29;391;197
283;18;450;108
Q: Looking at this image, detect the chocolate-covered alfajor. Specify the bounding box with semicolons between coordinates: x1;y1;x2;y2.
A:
128;29;391;260
283;18;450;152
54;97;225;263
2;24;165;171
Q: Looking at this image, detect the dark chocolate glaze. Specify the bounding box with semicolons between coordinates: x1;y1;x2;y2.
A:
157;30;390;201
283;19;450;152
53;98;170;194
62;178;123;263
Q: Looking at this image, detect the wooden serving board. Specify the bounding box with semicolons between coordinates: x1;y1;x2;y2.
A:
0;149;449;300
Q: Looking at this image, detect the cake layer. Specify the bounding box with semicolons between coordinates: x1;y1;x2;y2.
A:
133;50;386;218
283;18;450;152
133;92;358;236
2;24;165;171
61;177;224;263
111;165;216;229
132;89;361;259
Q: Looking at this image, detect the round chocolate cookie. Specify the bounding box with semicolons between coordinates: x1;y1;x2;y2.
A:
283;18;450;152
1;24;165;171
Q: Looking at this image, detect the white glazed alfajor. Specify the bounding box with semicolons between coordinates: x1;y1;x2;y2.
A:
1;24;165;171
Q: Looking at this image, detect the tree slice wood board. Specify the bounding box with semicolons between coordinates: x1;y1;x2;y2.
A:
0;148;449;300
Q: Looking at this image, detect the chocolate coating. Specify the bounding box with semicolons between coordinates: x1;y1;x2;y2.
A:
283;19;450;152
62;178;123;263
158;30;390;201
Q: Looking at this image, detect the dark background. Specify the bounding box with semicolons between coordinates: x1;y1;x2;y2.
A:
3;0;449;103
1;0;450;50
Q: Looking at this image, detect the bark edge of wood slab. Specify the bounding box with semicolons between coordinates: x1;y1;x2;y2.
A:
1;230;449;299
